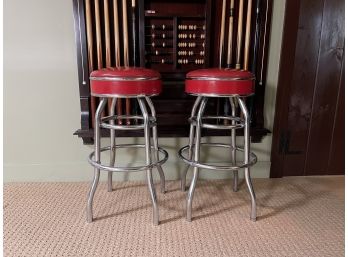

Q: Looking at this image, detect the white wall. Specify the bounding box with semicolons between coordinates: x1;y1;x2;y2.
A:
4;0;285;182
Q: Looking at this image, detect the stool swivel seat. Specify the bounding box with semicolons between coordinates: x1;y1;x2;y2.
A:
87;67;168;225
179;68;258;222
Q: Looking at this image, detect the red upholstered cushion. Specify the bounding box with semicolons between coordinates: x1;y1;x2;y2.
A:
186;68;255;96
90;67;162;96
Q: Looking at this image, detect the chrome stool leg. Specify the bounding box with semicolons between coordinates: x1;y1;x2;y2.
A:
229;97;238;192
238;97;257;221
138;98;159;225
186;97;208;222
87;98;107;223
181;96;203;191
108;98;117;192
145;97;166;194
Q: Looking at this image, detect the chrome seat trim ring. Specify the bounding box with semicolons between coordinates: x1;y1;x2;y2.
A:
186;76;255;81
90;76;161;81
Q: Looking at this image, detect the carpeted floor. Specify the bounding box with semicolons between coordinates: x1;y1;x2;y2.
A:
4;176;344;257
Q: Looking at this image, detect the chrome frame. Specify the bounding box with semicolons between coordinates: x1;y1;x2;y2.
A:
145;96;166;194
181;96;203;191
229;97;238;192
179;95;257;222
187;97;208;221
108;98;117;192
86;96;167;225
87;97;107;223
238;97;257;221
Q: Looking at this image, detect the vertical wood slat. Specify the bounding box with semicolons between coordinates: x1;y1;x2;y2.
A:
114;0;121;67
86;0;94;71
122;0;129;67
243;0;252;70
104;0;111;67
226;0;235;68
104;0;114;113
85;0;97;127
218;0;227;68
131;0;137;66
327;58;344;174
113;0;123;124
235;0;244;69
94;0;103;69
94;0;106;117
113;0;122;125
122;0;131;125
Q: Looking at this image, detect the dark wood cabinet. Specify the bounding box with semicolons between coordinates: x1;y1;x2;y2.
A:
72;0;272;144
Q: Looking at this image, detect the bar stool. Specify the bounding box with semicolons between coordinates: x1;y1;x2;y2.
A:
87;67;168;225
178;68;258;222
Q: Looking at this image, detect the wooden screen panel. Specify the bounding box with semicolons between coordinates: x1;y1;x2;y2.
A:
305;0;344;175
282;0;325;176
270;0;344;177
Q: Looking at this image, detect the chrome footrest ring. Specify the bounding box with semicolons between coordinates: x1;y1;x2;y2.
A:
189;116;245;130
88;144;168;172
100;115;156;131
178;143;257;171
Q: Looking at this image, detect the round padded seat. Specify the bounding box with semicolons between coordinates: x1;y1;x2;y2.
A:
90;67;162;97
186;68;255;96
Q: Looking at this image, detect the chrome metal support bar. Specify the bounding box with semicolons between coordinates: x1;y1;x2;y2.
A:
145;96;166;193
138;97;159;225
187;97;208;222
229;97;238;192
181;96;203;191
108;98;117;192
238;97;257;221
87;97;107;223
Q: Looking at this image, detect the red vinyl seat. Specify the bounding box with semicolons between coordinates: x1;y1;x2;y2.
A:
90;67;162;97
185;68;255;96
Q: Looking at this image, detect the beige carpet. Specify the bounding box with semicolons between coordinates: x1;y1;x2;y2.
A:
4;176;344;257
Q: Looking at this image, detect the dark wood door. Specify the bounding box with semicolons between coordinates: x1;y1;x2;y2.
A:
270;0;344;177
